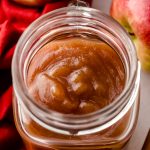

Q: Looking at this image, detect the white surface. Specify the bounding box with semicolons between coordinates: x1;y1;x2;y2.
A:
92;0;112;14
92;0;150;150
124;72;150;150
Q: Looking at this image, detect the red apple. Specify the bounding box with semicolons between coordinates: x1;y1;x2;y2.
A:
13;0;53;6
110;0;150;71
13;0;92;7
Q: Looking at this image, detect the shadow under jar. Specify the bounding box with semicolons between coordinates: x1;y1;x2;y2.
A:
12;3;141;150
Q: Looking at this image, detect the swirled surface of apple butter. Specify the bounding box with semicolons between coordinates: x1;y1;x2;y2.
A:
27;38;125;114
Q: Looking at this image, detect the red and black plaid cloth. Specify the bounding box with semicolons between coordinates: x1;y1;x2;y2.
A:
0;0;92;149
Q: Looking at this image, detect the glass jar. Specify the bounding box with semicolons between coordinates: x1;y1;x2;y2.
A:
12;2;141;150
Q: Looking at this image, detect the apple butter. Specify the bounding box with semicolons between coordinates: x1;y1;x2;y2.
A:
27;37;125;114
12;4;140;150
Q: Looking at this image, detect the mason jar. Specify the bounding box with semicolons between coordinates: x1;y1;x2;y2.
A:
12;1;141;150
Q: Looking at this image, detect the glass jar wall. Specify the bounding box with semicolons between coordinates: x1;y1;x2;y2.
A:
12;5;140;150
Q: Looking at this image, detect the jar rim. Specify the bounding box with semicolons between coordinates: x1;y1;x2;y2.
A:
12;6;140;134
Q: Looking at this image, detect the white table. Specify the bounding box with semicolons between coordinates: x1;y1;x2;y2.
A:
92;1;150;149
124;72;150;150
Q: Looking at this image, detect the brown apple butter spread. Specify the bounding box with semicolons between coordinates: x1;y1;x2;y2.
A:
27;38;125;114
